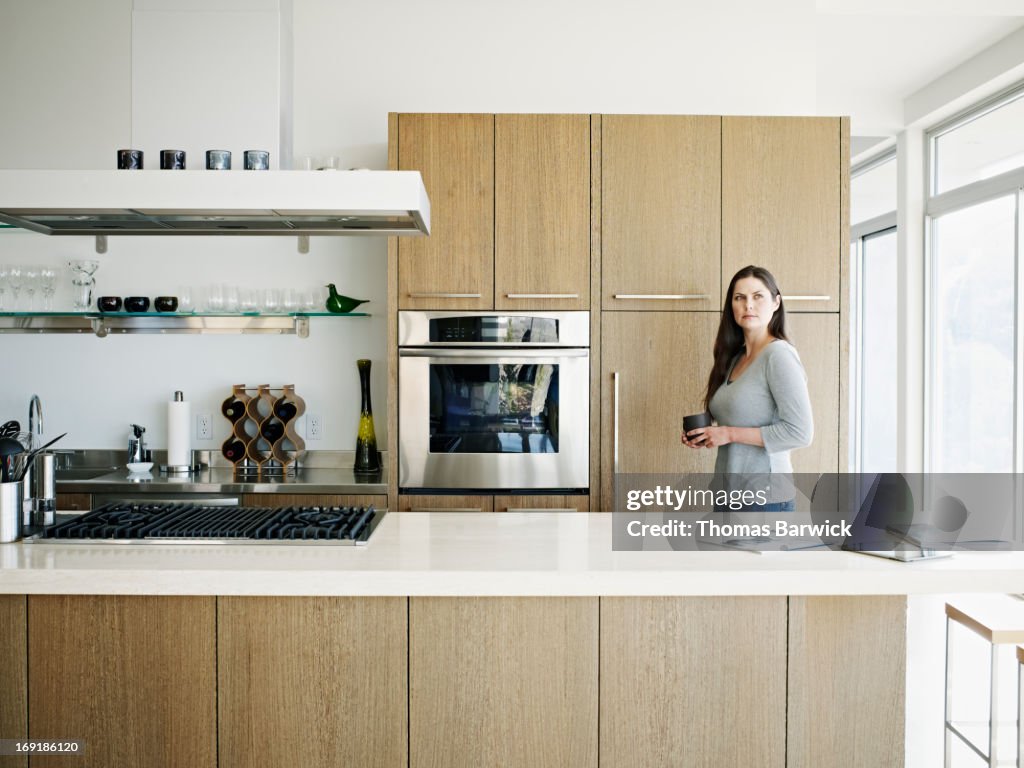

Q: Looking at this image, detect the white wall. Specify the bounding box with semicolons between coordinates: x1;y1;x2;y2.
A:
0;0;820;451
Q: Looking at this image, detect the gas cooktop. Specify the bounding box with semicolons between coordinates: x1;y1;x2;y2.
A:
28;502;385;545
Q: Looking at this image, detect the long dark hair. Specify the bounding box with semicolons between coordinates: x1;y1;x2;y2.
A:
704;265;789;410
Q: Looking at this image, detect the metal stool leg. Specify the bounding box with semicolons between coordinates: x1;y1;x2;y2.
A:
946;614;954;768
991;642;1000;766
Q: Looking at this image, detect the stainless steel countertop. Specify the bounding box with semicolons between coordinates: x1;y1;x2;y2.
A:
53;450;387;495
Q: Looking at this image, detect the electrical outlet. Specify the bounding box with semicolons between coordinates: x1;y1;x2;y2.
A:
308;414;324;440
197;414;212;441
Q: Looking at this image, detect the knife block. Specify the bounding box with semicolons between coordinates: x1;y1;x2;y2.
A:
221;384;306;474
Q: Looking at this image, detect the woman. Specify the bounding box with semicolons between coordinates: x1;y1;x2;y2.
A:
682;265;813;511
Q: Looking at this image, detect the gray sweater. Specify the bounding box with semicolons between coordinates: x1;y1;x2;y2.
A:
708;340;813;491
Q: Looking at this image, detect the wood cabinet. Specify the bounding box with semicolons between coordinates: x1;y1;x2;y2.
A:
397;113;494;311
600;596;787;768
787;314;840;474
393;113;590;311
398;494;589;512
600;312;719;509
0;596;26;768
788;596;905;768
722;117;841;312
28;595;216;768
495;114;591;310
409;597;598;768
601;115;721;311
55;492;90;511
218;597;407;768
240;493;386;508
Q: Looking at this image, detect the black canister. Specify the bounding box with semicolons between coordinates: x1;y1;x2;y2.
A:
244;150;270;170
117;149;144;170
160;150;186;170
206;150;232;170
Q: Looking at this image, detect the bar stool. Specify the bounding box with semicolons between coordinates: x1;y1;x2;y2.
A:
944;597;1024;767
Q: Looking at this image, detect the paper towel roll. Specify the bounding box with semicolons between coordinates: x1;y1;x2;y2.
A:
167;395;191;468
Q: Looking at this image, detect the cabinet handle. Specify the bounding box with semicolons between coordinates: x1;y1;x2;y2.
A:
505;293;579;299
504;507;580;513
408;292;482;299
613;371;620;475
783;295;831;301
408;507;484;513
613;294;709;300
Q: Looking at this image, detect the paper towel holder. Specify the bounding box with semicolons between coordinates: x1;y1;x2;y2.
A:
161;390;203;475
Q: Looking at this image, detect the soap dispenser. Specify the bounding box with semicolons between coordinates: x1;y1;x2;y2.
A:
128;423;147;464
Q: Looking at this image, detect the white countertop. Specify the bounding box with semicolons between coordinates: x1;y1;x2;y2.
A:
1;513;1022;596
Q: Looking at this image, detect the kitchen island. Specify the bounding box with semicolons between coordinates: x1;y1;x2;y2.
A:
1;513;1020;768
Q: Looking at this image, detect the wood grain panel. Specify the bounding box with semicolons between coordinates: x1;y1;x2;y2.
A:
219;597;407;768
788;596;906;768
388;112;400;511
0;595;26;768
495;114;590;310
410;597;598;768
723;117;840;312
601;312;719;510
839;116;851;472
28;595;215;768
398;494;493;512
398;113;494;310
602;115;721;310
590;114;602;508
493;495;588;512
600;597;786;768
787;314;840;474
240;493;387;508
55;493;90;511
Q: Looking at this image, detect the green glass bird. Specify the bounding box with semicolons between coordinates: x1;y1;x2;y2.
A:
324;284;368;313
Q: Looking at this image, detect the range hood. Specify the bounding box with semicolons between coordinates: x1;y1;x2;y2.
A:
0;170;430;237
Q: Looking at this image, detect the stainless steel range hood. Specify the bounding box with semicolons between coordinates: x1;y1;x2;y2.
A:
0;169;430;236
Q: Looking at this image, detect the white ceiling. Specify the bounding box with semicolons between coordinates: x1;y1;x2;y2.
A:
813;5;1023;140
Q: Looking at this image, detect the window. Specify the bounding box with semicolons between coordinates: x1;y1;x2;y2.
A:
931;86;1024;195
926;82;1024;474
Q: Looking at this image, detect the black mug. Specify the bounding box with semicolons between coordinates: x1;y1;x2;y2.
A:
124;296;150;313
683;412;713;440
160;150;186;170
117;149;143;170
97;296;122;312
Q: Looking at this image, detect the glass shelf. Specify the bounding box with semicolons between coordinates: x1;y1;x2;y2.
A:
0;310;369;337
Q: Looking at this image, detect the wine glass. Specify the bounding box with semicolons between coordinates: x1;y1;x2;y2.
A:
67;259;100;310
39;268;57;310
23;266;39;310
7;265;23;310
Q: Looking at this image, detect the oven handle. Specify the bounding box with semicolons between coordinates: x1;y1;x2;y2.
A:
399;347;589;359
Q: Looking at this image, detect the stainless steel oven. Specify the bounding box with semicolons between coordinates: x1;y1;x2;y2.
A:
398;311;589;491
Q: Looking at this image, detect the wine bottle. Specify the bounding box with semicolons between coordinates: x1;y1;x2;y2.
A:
260;420;285;443
274;400;298;422
221;397;246;423
221;439;246;463
353;359;381;474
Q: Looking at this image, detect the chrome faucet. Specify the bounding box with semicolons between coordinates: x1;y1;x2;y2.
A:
28;394;43;439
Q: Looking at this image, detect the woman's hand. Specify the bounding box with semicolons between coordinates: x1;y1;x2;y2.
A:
681;426;732;449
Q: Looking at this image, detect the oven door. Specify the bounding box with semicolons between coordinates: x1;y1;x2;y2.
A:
399;347;589;490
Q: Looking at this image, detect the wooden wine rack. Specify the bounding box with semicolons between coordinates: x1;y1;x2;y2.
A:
221;383;306;474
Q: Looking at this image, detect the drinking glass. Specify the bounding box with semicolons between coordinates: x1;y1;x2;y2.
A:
0;266;9;310
177;286;193;314
224;284;239;313
23;266;39;310
262;288;280;313
205;284;225;312
302;288;320;312
67;259;100;310
239;288;258;313
8;265;23;310
282;288;299;312
40;268;57;310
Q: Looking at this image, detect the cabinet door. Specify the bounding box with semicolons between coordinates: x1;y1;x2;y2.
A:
219;597;407;768
601;312;718;510
722;117;841;313
28;595;216;768
493;495;588;512
0;596;26;768
495;114;590;311
602;115;721;311
787;314;840;474
410;597;598;768
398;113;494;310
398;494;494;512
601;597;786;768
